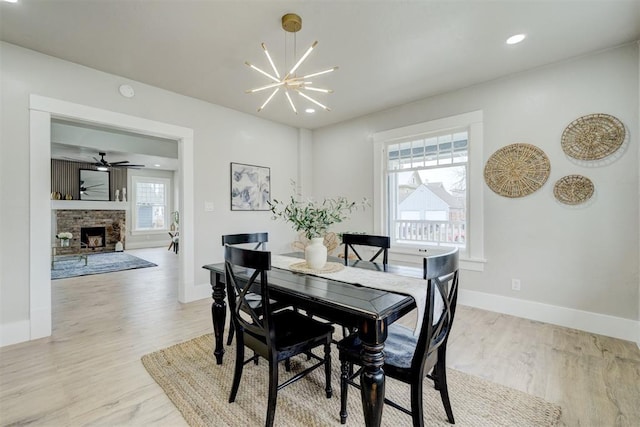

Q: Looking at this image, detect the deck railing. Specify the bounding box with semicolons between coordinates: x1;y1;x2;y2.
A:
393;220;466;244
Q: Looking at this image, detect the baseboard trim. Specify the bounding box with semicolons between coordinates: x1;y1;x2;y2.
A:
0;320;30;347
125;241;168;250
459;289;639;343
4;287;637;347
183;282;212;303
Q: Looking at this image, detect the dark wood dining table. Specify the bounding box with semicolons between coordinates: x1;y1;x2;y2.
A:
202;254;424;427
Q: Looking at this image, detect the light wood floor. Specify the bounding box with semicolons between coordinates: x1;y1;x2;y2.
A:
1;248;638;426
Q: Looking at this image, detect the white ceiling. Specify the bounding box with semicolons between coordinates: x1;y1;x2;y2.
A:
2;0;639;131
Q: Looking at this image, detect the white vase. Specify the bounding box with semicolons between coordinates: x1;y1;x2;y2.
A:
305;237;327;270
61;239;70;247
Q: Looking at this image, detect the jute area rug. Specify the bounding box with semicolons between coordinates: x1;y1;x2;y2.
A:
142;334;561;427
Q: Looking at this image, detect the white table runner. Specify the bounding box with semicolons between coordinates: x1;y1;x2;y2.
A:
271;255;439;335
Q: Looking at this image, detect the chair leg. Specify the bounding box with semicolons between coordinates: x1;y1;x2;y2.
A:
410;378;425;427
434;356;455;424
226;320;235;346
229;339;244;403
324;340;332;398
266;358;279;427
339;360;350;424
285;358;291;372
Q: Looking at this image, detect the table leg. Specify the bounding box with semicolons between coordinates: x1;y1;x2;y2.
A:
211;271;227;364
358;323;386;427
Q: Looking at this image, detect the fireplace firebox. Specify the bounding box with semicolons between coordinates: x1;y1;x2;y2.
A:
81;226;107;249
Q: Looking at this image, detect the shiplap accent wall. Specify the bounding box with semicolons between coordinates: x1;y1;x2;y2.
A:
51;159;127;201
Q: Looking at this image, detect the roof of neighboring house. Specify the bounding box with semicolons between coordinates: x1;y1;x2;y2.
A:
424;182;464;209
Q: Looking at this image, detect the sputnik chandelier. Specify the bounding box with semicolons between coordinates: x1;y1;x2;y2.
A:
245;13;337;113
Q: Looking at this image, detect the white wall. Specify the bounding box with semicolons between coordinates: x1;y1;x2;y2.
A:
0;42;302;345
312;44;640;341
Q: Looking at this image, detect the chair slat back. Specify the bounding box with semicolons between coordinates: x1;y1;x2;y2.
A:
224;245;272;341
222;232;268;250
342;234;390;265
413;248;459;376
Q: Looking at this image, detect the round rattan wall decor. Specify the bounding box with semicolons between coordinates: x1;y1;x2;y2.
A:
484;143;550;198
553;175;594;205
561;113;625;160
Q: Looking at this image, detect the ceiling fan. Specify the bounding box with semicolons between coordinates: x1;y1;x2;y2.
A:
91;152;145;170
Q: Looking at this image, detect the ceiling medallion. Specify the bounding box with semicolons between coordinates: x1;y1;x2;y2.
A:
245;13;338;114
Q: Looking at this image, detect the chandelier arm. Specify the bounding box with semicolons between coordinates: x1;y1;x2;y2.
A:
301;86;333;93
261;43;281;79
303;66;338;79
287;41;318;77
285;91;297;114
245;61;280;83
258;88;280;112
296;90;330;111
247;81;285;94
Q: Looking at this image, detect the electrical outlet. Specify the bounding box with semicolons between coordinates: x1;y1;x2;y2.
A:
511;279;521;291
204;201;214;212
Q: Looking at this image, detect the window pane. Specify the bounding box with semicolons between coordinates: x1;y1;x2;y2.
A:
386;129;468;249
134;179;168;231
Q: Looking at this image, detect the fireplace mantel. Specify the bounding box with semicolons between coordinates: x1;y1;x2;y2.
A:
51;201;129;211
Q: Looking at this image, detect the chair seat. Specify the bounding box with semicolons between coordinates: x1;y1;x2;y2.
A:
246;309;334;354
338;323;415;369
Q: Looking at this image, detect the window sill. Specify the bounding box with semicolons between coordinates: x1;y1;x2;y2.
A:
388;246;485;272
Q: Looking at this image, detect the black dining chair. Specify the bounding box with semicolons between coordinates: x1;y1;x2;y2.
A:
342;233;390;268
337;248;459;426
221;232;275;346
224;245;334;427
222;232;268;250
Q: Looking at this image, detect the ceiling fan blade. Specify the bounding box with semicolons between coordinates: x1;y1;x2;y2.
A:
109;160;130;165
111;164;145;168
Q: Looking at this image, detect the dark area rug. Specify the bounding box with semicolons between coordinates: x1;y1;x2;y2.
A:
51;252;157;280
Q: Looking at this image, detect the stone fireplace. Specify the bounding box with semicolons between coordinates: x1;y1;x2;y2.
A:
55;209;125;254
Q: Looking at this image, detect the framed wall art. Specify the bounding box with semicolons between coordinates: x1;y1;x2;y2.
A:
79;169;110;201
230;162;271;211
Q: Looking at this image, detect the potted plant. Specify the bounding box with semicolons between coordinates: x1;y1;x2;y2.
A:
56;231;73;247
268;186;367;269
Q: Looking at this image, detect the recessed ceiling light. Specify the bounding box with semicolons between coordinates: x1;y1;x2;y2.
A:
154;164;161;167
3;0;19;3
305;108;316;114
506;34;526;45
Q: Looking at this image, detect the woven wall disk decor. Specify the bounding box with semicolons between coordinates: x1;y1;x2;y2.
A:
484;143;551;198
553;175;594;205
561;113;625;160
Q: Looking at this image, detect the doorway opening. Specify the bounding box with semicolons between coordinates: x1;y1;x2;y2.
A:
30;95;195;340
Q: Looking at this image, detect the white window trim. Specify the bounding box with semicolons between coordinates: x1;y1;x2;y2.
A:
373;110;485;271
131;175;171;234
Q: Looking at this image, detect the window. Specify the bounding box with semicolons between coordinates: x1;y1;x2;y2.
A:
386;131;468;249
132;176;170;232
373;111;484;267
